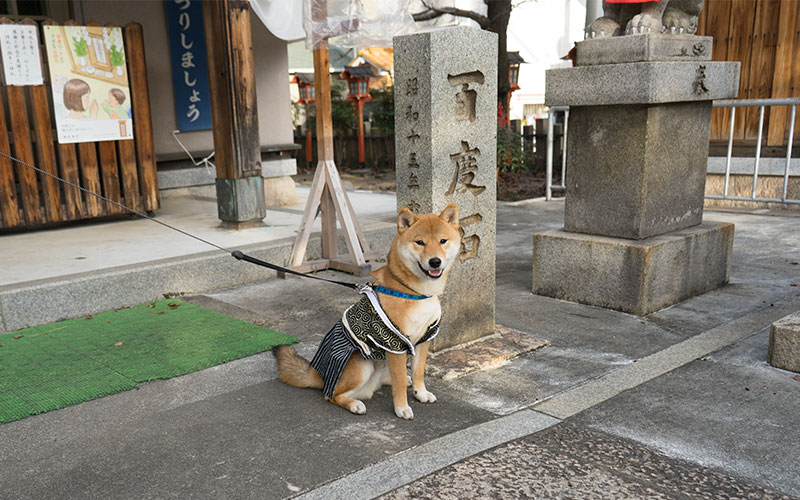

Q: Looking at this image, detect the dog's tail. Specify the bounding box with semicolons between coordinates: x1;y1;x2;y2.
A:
272;345;324;389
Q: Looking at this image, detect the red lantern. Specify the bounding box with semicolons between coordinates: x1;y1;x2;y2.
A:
340;65;375;167
292;73;316;167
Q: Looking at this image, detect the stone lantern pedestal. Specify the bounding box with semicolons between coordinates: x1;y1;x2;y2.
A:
532;34;740;315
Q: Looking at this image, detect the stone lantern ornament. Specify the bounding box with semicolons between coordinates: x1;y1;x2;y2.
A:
532;0;742;315
586;0;705;38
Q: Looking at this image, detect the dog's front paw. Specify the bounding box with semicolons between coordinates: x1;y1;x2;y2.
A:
394;405;414;420
414;390;437;403
349;400;367;415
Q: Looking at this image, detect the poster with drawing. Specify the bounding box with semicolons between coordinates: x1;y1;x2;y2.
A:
43;25;133;144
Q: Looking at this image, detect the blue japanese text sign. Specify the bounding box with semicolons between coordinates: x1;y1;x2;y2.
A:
165;0;212;131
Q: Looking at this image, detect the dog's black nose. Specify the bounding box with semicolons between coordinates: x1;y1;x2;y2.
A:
429;257;442;269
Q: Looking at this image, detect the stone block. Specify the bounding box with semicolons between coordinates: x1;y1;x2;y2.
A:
576;33;712;67
769;313;800;373
261;158;297;178
564;101;712;239
394;26;498;350
532;222;734;316
545;61;739;106
263;175;297;207
215;176;266;223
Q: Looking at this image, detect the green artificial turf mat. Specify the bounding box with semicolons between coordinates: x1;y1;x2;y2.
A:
0;299;298;424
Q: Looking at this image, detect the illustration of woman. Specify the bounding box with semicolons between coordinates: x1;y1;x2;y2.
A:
62;78;98;119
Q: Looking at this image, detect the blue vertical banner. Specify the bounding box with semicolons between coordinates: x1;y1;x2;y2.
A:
164;0;212;131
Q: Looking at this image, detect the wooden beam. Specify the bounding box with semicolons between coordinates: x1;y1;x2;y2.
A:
201;0;265;224
123;22;159;211
202;0;261;180
285;2;372;277
767;0;800;146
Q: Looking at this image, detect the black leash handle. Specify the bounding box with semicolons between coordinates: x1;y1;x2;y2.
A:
231;251;360;290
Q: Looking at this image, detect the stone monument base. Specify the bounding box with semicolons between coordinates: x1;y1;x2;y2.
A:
532;222;734;316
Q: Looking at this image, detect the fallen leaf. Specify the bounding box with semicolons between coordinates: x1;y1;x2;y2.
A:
0;342;4;347
113;341;124;347
163;293;172;299
168;302;179;309
791;261;798;265
794;375;800;382
761;386;767;390
300;298;309;302
85;315;94;320
75;256;86;260
13;334;23;339
791;283;799;287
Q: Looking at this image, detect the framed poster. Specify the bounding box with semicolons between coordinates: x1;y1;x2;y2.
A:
43;25;134;144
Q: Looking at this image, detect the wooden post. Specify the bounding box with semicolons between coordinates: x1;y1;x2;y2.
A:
356;98;366;167
305;103;314;168
286;10;374;276
202;0;265;226
120;22;160;210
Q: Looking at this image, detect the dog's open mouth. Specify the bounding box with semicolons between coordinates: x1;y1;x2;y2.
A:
419;263;443;279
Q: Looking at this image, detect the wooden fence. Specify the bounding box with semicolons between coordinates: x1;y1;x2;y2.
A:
295;133;396;170
697;0;800;146
295;120;565;175
0;19;157;230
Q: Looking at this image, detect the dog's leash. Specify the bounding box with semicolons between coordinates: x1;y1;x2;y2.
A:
0;150;362;291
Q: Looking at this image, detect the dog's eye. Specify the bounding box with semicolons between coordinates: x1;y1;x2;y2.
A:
415;240;424;246
440;239;447;245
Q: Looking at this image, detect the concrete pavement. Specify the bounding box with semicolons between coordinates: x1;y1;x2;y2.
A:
1;192;799;498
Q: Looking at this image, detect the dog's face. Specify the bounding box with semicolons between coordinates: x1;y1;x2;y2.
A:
395;204;461;281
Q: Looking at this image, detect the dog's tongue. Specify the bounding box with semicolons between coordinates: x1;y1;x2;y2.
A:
429;269;442;277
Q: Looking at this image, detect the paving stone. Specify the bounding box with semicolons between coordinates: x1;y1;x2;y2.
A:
427;324;549;381
381;423;794;500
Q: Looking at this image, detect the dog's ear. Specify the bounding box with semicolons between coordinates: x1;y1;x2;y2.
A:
397;208;417;233
439;203;459;229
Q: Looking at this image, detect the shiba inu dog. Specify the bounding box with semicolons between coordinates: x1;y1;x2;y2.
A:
273;204;461;419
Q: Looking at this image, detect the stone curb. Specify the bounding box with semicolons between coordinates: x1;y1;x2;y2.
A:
0;223;396;333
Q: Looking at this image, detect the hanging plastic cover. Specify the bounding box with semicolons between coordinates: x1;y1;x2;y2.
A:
303;0;416;49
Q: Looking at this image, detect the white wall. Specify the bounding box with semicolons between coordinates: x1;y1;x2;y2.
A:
507;0;587;121
79;0;293;159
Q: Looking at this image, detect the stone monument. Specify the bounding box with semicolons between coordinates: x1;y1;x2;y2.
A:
532;33;740;315
394;26;498;350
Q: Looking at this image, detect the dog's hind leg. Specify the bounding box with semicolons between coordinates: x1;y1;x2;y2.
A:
330;355;373;415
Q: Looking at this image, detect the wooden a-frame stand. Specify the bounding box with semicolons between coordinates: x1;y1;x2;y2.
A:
285;40;376;277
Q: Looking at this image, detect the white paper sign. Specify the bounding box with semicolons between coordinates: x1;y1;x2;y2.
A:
0;24;44;86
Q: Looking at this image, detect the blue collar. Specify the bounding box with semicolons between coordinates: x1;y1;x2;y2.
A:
372;285;430;300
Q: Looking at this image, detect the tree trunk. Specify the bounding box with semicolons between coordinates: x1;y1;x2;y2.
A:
487;0;512;119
